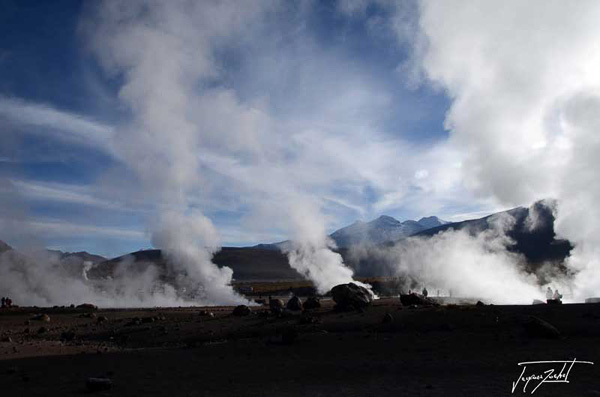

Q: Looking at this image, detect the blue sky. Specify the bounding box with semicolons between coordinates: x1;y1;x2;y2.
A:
0;0;500;258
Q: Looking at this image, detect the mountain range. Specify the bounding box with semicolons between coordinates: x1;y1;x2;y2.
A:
331;215;448;248
0;201;573;282
254;215;448;251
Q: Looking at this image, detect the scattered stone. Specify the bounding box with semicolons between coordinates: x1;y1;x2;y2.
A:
232;305;251;317
521;316;561;339
37;327;48;334
303;296;321;310
23;320;31;326
269;298;285;314
97;316;108;324
286;296;303;311
141;317;155;324
330;283;373;310
299;314;319;325
2;336;13;343
79;312;97;319
31;314;50;322
400;294;438;307
382;313;394;323
86;377;112;392
126;318;142;326
77;303;98;311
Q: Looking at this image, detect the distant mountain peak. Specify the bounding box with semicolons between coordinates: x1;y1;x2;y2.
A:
374;215;401;225
417;216;448;229
329;214;445;248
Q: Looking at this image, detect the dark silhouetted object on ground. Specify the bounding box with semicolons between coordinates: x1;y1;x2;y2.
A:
330;283;373;310
286;296;303;311
400;294;438;306
303;296;321;310
269;297;284;314
232;305;252;316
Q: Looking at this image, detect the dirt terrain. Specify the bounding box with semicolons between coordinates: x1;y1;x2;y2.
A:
1;299;599;396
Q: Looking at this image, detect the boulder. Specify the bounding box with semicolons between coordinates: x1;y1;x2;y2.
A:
382;313;394;323
400;294;438;306
232;305;252;316
286;296;303;311
475;300;485;306
97;316;108;324
199;310;215;318
31;314;50;322
532;299;546;305
330;283;373;310
303;296;321;310
269;298;285;314
77;303;98;311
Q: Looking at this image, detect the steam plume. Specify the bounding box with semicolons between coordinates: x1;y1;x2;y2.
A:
413;0;600;300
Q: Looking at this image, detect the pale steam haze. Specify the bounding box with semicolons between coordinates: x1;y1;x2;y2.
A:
415;0;600;300
0;0;599;306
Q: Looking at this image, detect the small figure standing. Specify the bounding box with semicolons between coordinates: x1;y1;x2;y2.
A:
1;297;5;308
553;289;562;302
422;287;428;298
546;287;553;301
6;297;12;308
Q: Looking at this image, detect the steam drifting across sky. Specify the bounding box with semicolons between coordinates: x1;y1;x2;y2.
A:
1;0;600;305
414;0;600;300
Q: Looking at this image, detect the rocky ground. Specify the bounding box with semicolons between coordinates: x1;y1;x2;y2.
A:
1;299;599;396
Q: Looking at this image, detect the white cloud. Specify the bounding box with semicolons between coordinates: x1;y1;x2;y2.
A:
11;179;131;211
0;96;115;153
415;0;600;299
20;218;145;240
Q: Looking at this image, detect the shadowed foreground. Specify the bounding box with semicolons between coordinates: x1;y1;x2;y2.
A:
0;300;599;396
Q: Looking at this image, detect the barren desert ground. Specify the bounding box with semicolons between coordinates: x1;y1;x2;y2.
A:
1;299;599;396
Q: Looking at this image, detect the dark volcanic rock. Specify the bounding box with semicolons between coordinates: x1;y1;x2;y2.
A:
400;294;438;306
303;296;321;310
232;305;252;317
269;298;285;314
77;303;98;311
286;296;303;311
31;314;50;322
331;283;373;310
